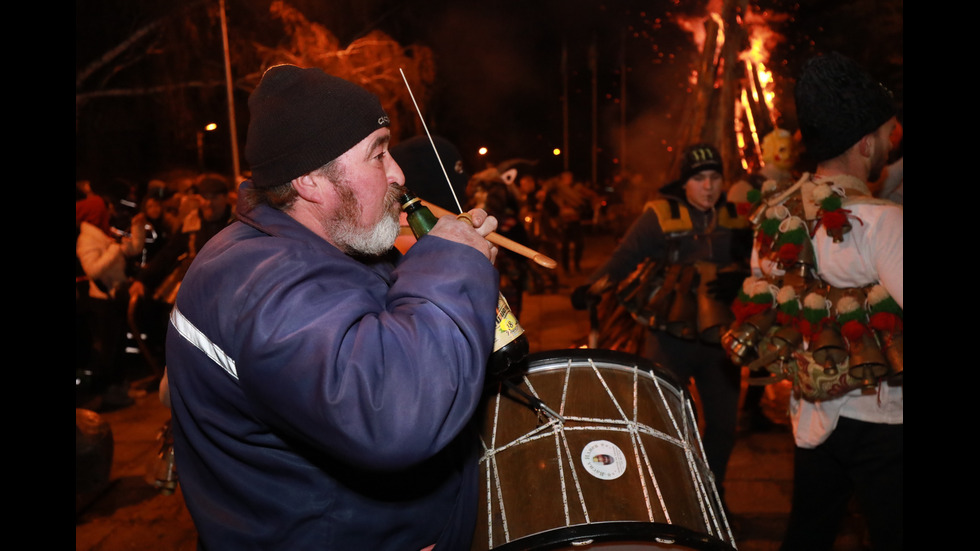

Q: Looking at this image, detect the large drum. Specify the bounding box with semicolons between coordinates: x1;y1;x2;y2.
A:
472;349;735;550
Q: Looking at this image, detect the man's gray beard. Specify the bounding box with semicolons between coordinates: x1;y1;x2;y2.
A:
325;176;400;257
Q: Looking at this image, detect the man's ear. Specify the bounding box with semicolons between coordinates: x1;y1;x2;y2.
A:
292;173;324;204
858;134;875;159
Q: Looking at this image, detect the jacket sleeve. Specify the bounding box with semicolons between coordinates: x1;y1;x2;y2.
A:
118;219;146;257
216;235;499;471
589;208;667;284
76;226;124;283
864;205;903;308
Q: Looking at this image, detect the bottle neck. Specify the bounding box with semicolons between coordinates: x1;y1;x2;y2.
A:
400;191;438;238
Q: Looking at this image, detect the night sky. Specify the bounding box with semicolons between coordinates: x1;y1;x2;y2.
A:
76;0;902;189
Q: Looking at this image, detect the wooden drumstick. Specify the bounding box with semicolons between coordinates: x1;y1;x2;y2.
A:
398;68;557;270
422;200;559;270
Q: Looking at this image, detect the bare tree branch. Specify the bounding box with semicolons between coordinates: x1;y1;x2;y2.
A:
76;18;164;90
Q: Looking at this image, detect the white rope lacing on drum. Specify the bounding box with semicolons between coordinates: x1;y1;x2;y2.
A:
627;362;657;523
522;361;592;528
476;357;735;549
559;359;590;526
584;358;659;523
681;394;723;539
485;388;509;546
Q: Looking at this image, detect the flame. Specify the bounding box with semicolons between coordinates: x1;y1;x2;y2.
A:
675;4;726;87
739;8;782;125
674;4;787;171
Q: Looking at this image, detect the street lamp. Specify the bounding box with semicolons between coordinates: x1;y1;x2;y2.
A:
197;123;217;170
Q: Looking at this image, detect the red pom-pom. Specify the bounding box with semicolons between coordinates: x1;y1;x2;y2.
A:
840;319;868;341
776;311;797;326
869;312;902;333
777;243;801;265
822;210;849;230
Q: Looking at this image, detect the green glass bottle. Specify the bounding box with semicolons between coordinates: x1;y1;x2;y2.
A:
399;189;528;379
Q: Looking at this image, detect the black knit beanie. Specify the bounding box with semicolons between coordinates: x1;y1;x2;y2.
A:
795;52;895;163
245;65;391;188
679;143;724;182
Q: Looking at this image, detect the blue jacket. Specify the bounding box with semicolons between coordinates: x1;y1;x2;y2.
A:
166;182;499;549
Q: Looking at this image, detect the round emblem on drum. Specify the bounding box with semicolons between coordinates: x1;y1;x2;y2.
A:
580;440;627;480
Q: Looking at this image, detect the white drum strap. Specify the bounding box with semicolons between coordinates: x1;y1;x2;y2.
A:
170;306;239;380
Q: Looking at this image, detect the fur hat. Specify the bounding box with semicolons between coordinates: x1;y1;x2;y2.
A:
794;52;895;163
245;65;390;188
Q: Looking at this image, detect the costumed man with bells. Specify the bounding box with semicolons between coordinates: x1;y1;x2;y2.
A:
721;52;903;550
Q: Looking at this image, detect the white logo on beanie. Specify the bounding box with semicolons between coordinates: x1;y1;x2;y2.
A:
378;115;390;126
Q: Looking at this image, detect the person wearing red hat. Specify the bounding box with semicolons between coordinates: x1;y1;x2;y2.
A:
76;179;146;409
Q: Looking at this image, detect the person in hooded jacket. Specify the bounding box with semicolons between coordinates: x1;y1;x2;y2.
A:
576;143;751;500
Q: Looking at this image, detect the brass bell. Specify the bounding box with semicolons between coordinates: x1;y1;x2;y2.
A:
847;332;890;392
666;291;698;339
784;235;817;281
767;325;803;362
642;265;682;329
665;266;698;340
616;261;658;317
695;263;735;344
811;326;848;376
721;309;777;366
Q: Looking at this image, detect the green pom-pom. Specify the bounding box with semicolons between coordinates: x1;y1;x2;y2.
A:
776;227;807;245
802;307;828;324
837;308;865;325
779;300;800;316
760;218;781;236
869;295;902;319
820;194;842;211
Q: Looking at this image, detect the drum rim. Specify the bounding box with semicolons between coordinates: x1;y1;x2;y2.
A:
522;348;688;392
484;519;737;551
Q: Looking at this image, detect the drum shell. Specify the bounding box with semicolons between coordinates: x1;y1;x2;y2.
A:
473;349;734;551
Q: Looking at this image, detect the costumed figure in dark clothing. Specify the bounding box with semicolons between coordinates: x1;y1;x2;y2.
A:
573;143;752;494
467;167;531;319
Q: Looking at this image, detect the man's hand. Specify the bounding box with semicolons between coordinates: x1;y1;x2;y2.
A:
429;208;499;263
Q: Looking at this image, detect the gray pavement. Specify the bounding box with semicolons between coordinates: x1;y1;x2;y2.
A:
76;231;870;551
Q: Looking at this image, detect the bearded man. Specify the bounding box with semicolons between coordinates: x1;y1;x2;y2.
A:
165;65;500;550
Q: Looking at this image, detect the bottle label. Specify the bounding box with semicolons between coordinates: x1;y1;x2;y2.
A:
493;293;525;352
